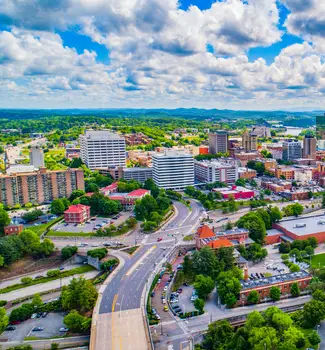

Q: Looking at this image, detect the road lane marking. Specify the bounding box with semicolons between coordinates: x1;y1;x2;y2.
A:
112;294;118;312
125;245;156;276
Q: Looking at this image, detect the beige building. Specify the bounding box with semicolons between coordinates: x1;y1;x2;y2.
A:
242;130;257;152
303;136;316;159
0;168;84;206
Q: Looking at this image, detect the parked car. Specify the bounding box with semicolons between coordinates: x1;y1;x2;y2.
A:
163;286;168;291
157;237;162;242
5;326;16;331
177;288;183;293
41;312;48;318
59;327;69;332
163;306;168;312
151;291;155;297
31;313;37;319
32;327;44;332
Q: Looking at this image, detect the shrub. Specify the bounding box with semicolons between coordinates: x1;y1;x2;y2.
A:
0;300;7;307
87;248;107;260
290;264;300;273
61;246;78;260
308;330;321;346
47;269;61;278
21;277;33;284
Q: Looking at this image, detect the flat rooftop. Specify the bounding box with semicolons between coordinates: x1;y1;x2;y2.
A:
240;270;311;291
276;214;325;236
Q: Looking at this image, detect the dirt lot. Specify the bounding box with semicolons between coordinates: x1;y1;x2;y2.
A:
0;253;62;280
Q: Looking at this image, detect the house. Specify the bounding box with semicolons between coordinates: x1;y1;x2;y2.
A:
100;182;118;196
4;224;23;235
64;204;91;224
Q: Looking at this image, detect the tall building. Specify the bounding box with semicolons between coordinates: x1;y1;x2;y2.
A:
30;146;44;168
194;159;238;184
242;130;257;152
209;131;228;154
316;113;325;150
303;135;316;159
0;168;84;206
282;140;302;161
80;130;126;170
152;151;194;189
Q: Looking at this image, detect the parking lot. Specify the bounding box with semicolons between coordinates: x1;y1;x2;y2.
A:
53;212;132;233
2;312;66;342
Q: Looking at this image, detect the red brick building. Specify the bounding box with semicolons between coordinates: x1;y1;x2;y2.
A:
213;185;255;200
109;189;150;210
4;224;23;235
239;270;312;305
64;204;90;224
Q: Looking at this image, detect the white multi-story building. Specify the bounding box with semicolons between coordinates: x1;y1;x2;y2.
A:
194;159;238;184
30;146;44;169
209;131;228;154
80;130;126;170
152;151;194;189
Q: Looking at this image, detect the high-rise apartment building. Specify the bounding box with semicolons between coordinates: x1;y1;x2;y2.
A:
194;159;238;184
152;151;194;189
316;113;325;150
242;130;257;152
209;131;228;154
30;146;44;168
303;135;316;159
0;168;84;206
282;139;302;161
80;130;126;170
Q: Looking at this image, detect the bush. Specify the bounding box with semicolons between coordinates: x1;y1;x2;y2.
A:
22;209;43;223
308;330;321;346
87;248;107;260
21;277;33;285
0;300;7;307
9;303;34;322
61;246;78;260
63;310;91;333
281;254;289;260
290;264;300;273
101;259;118;272
47;269;61;278
247;290;259;304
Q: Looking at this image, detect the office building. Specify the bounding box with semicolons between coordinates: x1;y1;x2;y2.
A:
303;135;316;159
105;166;153;183
209;131;228;154
30;146;44;168
194;159;238;184
0;168;84;206
80;130;126;170
317;113;325;150
152;151;194;189
282;139;302;161
242;130;257;152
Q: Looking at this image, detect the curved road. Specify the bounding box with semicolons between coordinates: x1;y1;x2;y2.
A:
90;200;204;350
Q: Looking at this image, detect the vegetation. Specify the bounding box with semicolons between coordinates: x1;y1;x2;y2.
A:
63;310;91;333
0;306;8;334
238;243;267;263
87;248;107;259
22;209;43;223
50;198;70;215
282;203;304;217
79;192;122;216
0;206;10;235
95;217;137;237
61;246;78;260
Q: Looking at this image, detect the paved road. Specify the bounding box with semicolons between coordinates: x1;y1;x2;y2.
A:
91;201;204;350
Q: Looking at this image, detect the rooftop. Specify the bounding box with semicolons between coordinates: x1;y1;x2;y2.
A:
127;189;150;197
64;204;90;213
207;239;233;249
240;270;311;291
197;225;215;239
83;130;124;140
276;214;325;236
153;151;193;158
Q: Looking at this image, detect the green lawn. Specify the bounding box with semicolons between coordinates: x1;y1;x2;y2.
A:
311;253;325;268
47;230;94;237
0;265;95;294
29;216;63;236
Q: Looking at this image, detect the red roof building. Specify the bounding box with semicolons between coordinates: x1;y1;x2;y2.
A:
109;189;150;210
207;239;233;249
213;185;255;200
100;182;118;196
64;204;90;224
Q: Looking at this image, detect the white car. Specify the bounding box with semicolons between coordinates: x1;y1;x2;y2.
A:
162;299;166;304
31;313;37;319
190;295;198;302
163;286;168;291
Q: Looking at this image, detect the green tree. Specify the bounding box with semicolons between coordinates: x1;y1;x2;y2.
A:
51;344;59;350
269;286;281;301
50;199;66;215
31;294;42;309
22;209;43;222
303;299;325;327
308;330;321;346
63;310;91;333
248;326;278;350
194;298;205;313
61;277;98;313
194;275;215;300
202;320;234;350
245;311;264;332
19;229;39;254
290;282;300;297
61;246;78;260
0;255;3;266
0;208;10;234
281;326;305;349
192;247;217;278
0;307;8;334
237;212;266;243
247;290;259;304
289;264;300;273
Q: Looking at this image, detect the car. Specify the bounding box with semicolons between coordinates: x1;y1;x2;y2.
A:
90;217;96;221
183;282;189;286
170;299;178;303
155;314;160;320
59;267;64;271
31;313;37;319
157;238;162;242
171;304;180;310
5;326;16;331
151;291;155;297
41;312;48;318
163;286;168;291
152;308;157;314
176;264;183;270
32;327;44;332
64;223;69;226
59;327;69;332
163;306;168;312
36;312;42;318
162;299;166;304
177;288;183;293
157;279;161;284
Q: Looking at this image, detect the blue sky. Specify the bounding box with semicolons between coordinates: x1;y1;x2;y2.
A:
0;0;324;110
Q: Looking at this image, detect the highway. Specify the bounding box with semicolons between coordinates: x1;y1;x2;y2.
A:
90;200;204;350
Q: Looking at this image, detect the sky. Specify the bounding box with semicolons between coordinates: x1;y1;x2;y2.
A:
0;0;325;110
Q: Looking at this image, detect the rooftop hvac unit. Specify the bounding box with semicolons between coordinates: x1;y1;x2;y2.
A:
318;220;325;225
294;223;306;228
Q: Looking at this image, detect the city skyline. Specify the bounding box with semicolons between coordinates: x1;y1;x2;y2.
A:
1;0;325;110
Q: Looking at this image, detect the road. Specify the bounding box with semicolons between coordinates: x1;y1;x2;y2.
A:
90;200;204;350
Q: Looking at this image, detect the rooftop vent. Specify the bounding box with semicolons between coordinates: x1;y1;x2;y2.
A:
294;223;306;228
318;220;325;225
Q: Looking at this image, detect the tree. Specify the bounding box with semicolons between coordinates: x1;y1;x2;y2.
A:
0;307;8;334
19;229;39;254
31;294;42;309
0;208;10;234
0;255;3;267
269;286;281;301
247;290;259;304
87;248;107;259
61;277;98;313
144;178;160;198
202;320;234;350
245;311;264;331
194;298;205;313
51;344;59;350
21;277;33;284
237;212;266;243
194;275;215;300
308;330;321;346
282;326;305;349
248;326;278;350
290;264;300;273
22;209;43;222
290;282;300;297
192;247;218;278
69;158;83;168
50;199;66;215
63;310;91;333
303;299;325;327
235;178;246;187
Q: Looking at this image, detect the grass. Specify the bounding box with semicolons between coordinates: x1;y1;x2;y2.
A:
30;216;63;236
311;253;325;268
24;336;41;341
121;246;139;255
183;234;194;241
47;230;94;237
0;265;95;294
